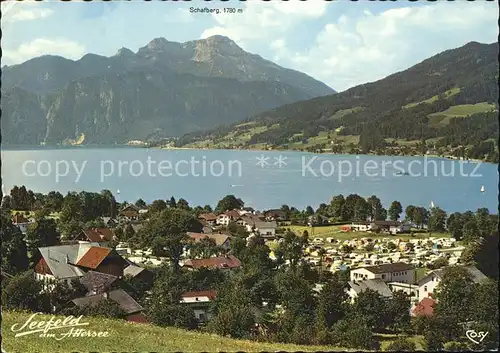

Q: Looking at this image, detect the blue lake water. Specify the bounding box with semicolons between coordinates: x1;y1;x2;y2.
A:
1;147;498;213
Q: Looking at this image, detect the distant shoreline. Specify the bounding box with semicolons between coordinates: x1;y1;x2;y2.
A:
159;145;489;164
1;144;490;164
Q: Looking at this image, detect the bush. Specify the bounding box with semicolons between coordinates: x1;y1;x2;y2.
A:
386;337;416;351
412;315;430;335
443;341;468;351
207;307;255;338
331;317;380;350
2;271;46;312
428;257;448;270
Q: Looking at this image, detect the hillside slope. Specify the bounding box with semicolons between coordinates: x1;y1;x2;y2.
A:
177;42;498;162
2;311;350;352
1;36;334;145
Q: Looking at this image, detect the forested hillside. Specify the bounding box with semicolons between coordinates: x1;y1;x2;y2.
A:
176;42;498;162
1;36;333;145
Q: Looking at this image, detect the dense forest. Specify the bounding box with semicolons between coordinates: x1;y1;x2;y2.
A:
2;185;499;351
175;42;498;162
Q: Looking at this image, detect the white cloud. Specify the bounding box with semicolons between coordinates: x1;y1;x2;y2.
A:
4;38;86;64
1;2;54;24
200;0;329;48
223;2;497;91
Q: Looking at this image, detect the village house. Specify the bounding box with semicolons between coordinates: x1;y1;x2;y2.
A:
71;228;116;246
412;297;437;317
350;262;415;284
216;210;240;226
347;278;393;303
102;217;118;228
238;207;256;216
254;220;278;238
307;215;329;227
123;264;155;287
79;271;118;296
263;209;288;222
119;204;140;221
198;213;218;226
35;243;130;290
180;290;217;323
236;215;277;238
417;265;486;302
70;288;147;323
187;232;231;250
201;223;215;234
348;221;411;234
12;213;33;234
388;281;419;303
236;214;261;231
183;255;242;272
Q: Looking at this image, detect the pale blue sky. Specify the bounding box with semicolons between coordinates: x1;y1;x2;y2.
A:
2;0;497;91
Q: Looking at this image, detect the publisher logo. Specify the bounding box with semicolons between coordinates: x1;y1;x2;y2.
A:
466;329;489;345
11;313;110;341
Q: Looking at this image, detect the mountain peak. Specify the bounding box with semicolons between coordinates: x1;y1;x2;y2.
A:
204;35;236;44
194;35;244;59
146;37;172;50
115;47;135;57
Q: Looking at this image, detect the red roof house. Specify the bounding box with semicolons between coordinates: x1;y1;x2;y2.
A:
412;297;436;317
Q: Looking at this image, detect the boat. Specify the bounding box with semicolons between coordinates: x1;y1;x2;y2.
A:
481;185;485;193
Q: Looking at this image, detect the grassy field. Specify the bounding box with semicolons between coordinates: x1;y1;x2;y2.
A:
2;311;350;352
286;225;451;241
428;102;497;126
10;210;60;220
3;311;426;352
286;131;359;150
322;106;364;121
403;87;461;109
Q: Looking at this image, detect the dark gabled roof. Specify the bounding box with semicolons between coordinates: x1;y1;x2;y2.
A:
357;262;413;274
264;209;286;217
419;265;487;284
184;255;241;270
80;271;118;294
109;289;143;314
120;210;139;218
81;228;114;242
121;203;139;212
223;210;241;219
71;289;142;314
348;279;393;298
124;264;147;278
253;220;278;229
199;213;218;221
187;232;230;246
